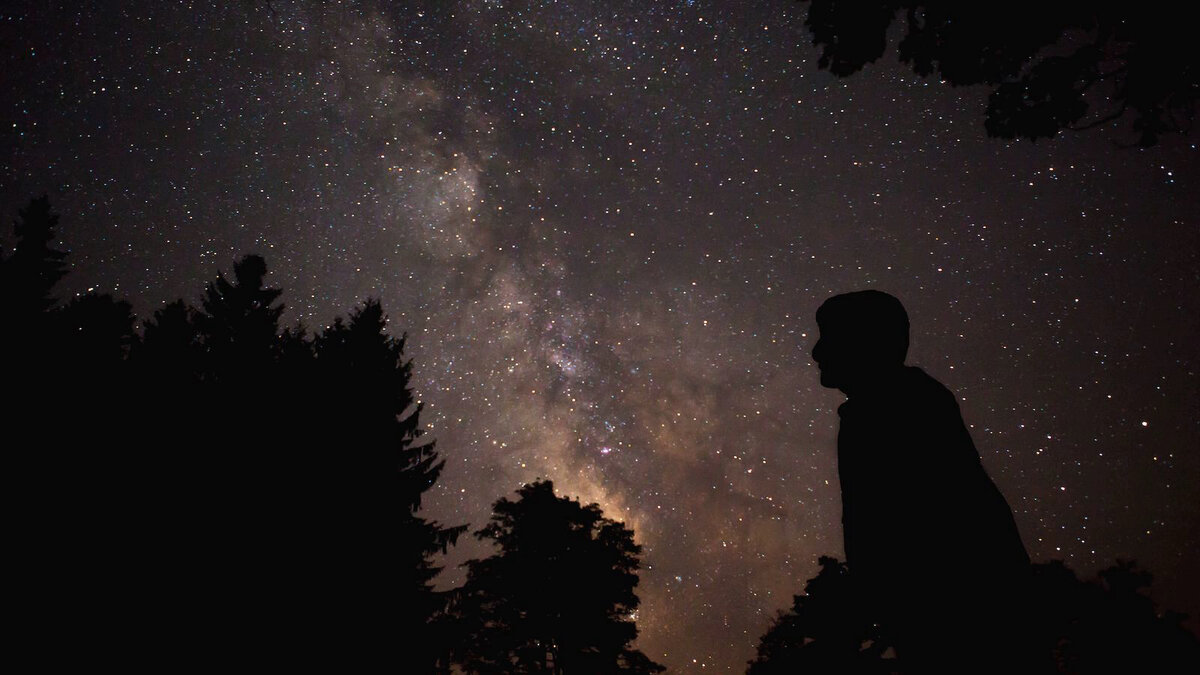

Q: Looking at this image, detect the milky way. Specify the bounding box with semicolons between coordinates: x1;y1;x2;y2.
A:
3;1;1197;670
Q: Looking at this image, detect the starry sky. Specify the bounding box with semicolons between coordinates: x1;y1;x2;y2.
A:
3;1;1198;671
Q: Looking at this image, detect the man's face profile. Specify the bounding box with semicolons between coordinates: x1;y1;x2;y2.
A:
811;290;910;395
811;322;857;391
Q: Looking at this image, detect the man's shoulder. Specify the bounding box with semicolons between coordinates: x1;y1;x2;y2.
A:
838;367;957;419
901;366;955;402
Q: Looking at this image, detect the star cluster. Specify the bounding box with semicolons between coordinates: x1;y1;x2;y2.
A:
3;1;1197;671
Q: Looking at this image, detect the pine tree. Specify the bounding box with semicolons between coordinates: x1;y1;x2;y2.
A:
55;292;136;367
140;300;201;370
189;254;288;534
1;196;71;394
196;253;284;381
1;195;68;319
2;197;147;667
312;299;466;670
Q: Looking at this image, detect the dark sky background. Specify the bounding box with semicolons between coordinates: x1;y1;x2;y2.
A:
3;1;1197;671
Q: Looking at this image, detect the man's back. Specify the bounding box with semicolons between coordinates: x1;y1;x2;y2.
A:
837;366;1029;606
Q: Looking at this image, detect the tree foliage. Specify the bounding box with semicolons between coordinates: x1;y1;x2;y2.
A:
2;197;465;671
748;556;896;675
1;195;67;319
311;298;468;669
749;556;1200;673
455;480;664;674
800;1;1198;146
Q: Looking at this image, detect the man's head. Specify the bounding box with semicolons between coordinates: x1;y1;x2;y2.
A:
811;290;909;395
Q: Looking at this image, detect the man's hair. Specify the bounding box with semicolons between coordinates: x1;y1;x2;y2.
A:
815;290;910;364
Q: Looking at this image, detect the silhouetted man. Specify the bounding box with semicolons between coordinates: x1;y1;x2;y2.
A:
812;290;1035;673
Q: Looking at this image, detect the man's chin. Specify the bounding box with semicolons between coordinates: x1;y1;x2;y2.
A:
818;370;840;389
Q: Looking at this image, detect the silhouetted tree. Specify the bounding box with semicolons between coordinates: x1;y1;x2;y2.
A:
2;198;146;667
141;300;199;358
749;556;1200;673
799;2;1198;145
748;557;896;675
1;196;72;413
2;197;467;670
195;253;285;380
185;254;290;567
1028;560;1200;674
310;299;466;670
1;195;68;320
132;298;204;503
51;291;137;485
55;292;136;366
454;480;663;674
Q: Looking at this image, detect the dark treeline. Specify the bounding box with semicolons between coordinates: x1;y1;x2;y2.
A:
2;196;661;673
4;197;1197;673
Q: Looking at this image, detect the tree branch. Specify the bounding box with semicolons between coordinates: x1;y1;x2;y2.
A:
1069;102;1128;131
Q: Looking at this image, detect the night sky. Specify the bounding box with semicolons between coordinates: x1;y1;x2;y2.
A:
3;1;1198;671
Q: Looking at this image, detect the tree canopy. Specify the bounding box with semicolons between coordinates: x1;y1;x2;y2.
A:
800;1;1198;146
747;556;896;675
454;480;664;674
749;555;1200;673
2;196;466;671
